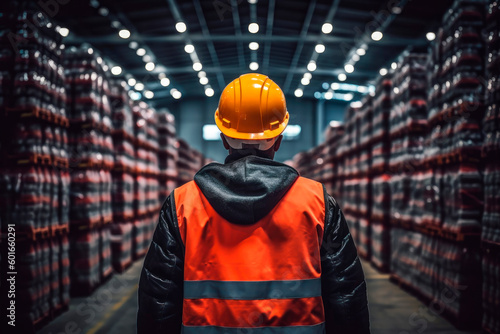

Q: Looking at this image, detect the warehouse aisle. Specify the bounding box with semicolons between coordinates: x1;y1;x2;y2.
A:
38;259;481;334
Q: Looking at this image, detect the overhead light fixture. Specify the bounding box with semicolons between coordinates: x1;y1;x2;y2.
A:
324;91;334;100
344;64;355;73
205;87;215;97
294;88;304;98
248;23;259;33
304;73;312;80
129;41;138;49
392;6;402;14
171;89;182;99
161;77;170;87
357;86;367;93
142;55;152;62
145;62;155;71
379;68;388;76
344;93;354;101
356;48;366;56
193;62;203;71
322;82;330;90
352;54;360;62
184;44;195;53
371;31;383;41
98;7;109;16
119;29;131;39
198;71;206;78
391;62;398;70
128;78;136;86
111;66;122;75
200;77;209;85
307;61;316;72
393;87;400;94
249;62;259;71
338;73;347;81
58;27;69;37
176;22;187;33
135;82;144;91
144;90;154;99
331;82;340;90
315;44;325;53
136;48;146;56
158;73;166;79
321;23;333;34
350;101;363;108
301;77;311;85
111;21;121;28
248;0;258;3
426;32;436;41
249;42;259;50
129;91;141;101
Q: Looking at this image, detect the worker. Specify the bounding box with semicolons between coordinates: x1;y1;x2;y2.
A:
137;73;370;334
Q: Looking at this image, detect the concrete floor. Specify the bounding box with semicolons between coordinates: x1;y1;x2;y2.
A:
39;259;481;334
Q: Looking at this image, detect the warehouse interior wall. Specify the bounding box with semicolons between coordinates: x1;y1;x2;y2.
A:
169;97;347;163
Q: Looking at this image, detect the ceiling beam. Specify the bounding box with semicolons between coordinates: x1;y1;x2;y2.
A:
66;33;423;46
193;0;225;91
282;0;317;94
263;0;276;73
231;0;245;69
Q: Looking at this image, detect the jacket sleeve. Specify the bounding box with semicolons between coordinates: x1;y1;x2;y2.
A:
137;193;184;333
321;190;371;334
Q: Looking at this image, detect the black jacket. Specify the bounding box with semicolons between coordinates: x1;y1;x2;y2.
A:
137;154;370;333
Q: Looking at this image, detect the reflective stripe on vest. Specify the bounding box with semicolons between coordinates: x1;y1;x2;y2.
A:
174;176;326;332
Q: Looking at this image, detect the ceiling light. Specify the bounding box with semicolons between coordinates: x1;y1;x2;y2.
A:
193;62;203;71
144;91;154;99
322;82;330;90
176;22;187;33
119;29;131;39
426;32;436;41
134;82;144;91
249;42;259;50
200;77;209;85
322;23;333;34
331;82;340;90
58;27;69;37
205;87;215;97
357;86;367;93
249;62;259;71
111;66;122;75
301;77;310;85
136;48;146;56
352;54;360;62
158;73;166;79
142;55;152;62
324;91;333;100
248;23;259;33
129;41;138;49
171;89;182;99
371;31;383;41
294;88;303;98
128;78;136;86
391;62;398;70
129;91;141;101
338;73;347;81
98;7;109;16
344;93;354;101
184;44;195;53
393;87;400;94
307;61;316;72
160;78;170;87
344;64;355;73
315;44;325;53
198;71;206;78
379;68;388;76
111;21;121;28
145;62;155;71
248;0;258;3
392;6;402;14
356;48;366;56
350;101;363;108
304;73;312;80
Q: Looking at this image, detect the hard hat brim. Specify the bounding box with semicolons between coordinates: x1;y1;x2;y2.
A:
215;110;289;140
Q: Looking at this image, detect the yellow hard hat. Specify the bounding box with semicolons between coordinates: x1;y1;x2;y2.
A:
215;73;289;140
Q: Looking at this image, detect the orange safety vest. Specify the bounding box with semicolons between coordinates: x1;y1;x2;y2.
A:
174;176;326;333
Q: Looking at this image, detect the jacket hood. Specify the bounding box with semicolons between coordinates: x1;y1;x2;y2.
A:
193;154;299;225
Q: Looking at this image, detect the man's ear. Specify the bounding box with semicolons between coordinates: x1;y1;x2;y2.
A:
273;135;283;152
221;133;231;150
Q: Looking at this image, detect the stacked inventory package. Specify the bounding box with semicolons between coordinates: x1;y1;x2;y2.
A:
131;101;159;259
482;1;500;333
157;110;178;204
0;3;70;331
176;139;204;186
64;45;114;295
109;80;135;272
323;123;344;199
